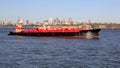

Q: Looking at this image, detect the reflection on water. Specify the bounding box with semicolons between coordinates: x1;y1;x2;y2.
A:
0;28;120;68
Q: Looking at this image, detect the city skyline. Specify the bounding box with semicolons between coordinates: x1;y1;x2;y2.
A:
0;0;120;23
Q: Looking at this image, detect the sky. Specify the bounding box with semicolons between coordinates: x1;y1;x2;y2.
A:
0;0;120;23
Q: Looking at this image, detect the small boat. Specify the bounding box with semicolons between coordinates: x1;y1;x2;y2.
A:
8;23;101;38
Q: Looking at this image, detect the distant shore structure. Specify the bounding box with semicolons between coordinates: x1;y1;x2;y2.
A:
1;17;120;29
43;17;74;25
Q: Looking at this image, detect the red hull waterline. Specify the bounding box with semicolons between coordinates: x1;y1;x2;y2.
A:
8;29;101;39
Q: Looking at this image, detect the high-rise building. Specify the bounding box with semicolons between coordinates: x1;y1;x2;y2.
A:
55;17;60;25
61;18;66;24
48;18;53;25
67;17;73;25
26;20;29;26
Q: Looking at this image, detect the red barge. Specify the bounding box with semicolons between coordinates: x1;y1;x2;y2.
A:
8;23;101;38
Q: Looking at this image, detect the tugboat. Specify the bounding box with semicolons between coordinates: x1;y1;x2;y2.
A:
8;20;101;38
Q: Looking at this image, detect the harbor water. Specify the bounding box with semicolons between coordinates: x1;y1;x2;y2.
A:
0;28;120;68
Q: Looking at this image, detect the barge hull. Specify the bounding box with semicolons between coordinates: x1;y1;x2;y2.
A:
8;29;101;38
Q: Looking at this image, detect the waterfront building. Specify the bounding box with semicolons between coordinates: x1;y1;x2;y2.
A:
43;19;49;25
34;21;39;26
87;20;91;24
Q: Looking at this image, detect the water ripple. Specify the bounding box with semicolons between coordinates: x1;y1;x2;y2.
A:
0;28;120;68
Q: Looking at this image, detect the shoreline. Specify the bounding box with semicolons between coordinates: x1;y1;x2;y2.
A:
0;26;120;30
